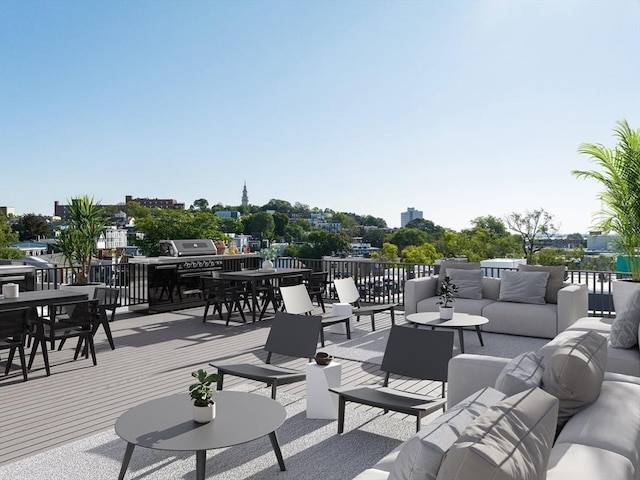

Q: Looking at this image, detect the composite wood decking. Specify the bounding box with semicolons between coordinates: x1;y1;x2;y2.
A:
0;302;445;468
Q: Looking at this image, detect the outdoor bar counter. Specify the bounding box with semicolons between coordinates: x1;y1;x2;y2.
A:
129;253;260;313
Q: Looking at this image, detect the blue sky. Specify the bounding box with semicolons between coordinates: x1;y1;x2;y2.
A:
1;0;639;234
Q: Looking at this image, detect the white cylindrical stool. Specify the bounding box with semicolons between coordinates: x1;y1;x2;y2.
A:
2;283;19;299
306;361;342;419
328;303;351;334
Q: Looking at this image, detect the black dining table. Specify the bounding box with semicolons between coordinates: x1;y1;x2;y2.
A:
217;267;312;321
0;289;89;312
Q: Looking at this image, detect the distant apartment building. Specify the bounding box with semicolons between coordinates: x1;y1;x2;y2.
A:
401;207;423;228
124;195;185;210
216;211;241;219
0;206;15;217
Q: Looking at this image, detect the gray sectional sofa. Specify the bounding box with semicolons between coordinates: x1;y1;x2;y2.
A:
404;263;588;339
354;328;640;480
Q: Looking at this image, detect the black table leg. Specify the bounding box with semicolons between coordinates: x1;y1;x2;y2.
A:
457;328;465;354
475;325;484;346
268;431;286;471
118;442;135;480
196;450;206;480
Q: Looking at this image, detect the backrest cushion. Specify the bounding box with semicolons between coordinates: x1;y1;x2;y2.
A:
498;270;549;305
609;289;640;349
518;265;565;304
446;268;483;300
436;388;559;480
495;351;544;396
437;262;481;294
540;330;607;430
389;387;506;480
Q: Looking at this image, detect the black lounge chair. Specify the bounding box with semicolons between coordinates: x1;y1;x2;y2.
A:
330;326;454;433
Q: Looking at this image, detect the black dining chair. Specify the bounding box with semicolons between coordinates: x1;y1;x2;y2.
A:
0;307;31;382
28;299;100;376
201;276;247;325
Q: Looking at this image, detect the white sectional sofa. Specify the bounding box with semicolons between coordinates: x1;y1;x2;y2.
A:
354;330;640;480
404;263;588;339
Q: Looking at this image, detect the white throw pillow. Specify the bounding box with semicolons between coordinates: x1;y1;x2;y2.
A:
609;289;640;349
436;388;559;480
498;270;549;305
389;387;506;480
445;268;483;300
494;351;544;396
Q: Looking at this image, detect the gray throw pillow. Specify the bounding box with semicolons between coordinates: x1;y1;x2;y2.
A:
445;268;483;300
498;270;549;305
518;264;566;304
495;351;544;396
437;262;481;294
540;330;607;430
436;388;559;480
389;387;506;480
609;289;640;349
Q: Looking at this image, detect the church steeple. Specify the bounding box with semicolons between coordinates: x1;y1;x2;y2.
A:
241;182;248;207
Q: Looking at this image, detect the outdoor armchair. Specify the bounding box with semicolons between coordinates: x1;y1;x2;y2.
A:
329;326;454;433
210;311;322;399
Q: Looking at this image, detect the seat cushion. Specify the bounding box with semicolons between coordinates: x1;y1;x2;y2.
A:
417;296;494;316
389;387;506;480
518;265;566;304
436;388;559;480
494;351;544;396
481;302;558;338
540;330;607;430
546;443;635;480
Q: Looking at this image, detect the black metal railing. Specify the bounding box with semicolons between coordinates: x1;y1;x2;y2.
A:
33;259;621;317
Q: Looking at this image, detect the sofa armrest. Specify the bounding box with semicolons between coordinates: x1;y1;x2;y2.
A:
447;354;510;408
557;283;588;333
403;276;437;314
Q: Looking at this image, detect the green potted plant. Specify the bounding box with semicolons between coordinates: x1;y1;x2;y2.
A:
189;368;220;423
435;276;458;319
573;119;640;312
56;195;106;288
259;244;279;270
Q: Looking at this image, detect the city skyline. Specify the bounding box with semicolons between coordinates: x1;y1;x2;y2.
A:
1;1;639;234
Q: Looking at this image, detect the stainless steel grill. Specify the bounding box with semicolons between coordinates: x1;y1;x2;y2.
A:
159;239;218;257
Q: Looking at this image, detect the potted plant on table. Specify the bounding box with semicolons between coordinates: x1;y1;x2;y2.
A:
56;195;106;295
259;244;279;271
189;369;220;423
436;276;458;320
573;119;640;313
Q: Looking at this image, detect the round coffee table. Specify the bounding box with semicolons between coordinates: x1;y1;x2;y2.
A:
114;391;287;480
405;312;489;353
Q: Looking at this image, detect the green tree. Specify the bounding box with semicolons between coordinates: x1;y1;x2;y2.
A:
0;214;21;259
331;212;359;237
361;229;388;248
504;209;558;262
405;218;445;239
134;209;224;256
262;199;293;213
14;214;50;241
219;217;244;234
362;215;387;228
387;228;429;252
272;212;289;240
125;201;151;219
191;198;209;211
372;242;399;262
297;231;350;259
402;243;440;264
243;212;275;240
470;215;508;236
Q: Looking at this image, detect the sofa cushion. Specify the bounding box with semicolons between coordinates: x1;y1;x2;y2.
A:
609;289;640;349
518;265;565;304
436;388;559;480
494;351;544;396
445;268;483;300
481;302;558;338
498;271;549;305
389;387;506;480
546;443;635;480
437;262;481;294
540;330;607;430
